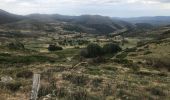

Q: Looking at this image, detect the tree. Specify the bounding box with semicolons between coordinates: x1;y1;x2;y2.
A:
81;43;102;58
103;43;121;54
87;43;102;58
48;44;63;51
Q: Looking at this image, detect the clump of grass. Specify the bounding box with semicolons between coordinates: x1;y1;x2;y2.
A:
86;66;102;75
124;47;137;52
2;81;22;92
0;53;11;57
38;78;68;98
102;66;118;71
68;88;88;100
113;58;133;65
116;52;128;59
7;42;25;50
125;62;140;72
91;77;103;87
145;57;170;70
62;73;89;86
146;86;166;96
103;84;114;96
144;51;152;55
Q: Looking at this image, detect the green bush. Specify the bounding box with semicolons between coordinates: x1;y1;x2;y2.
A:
48;44;63;51
80;43;121;58
103;43;122;54
80;43;102;58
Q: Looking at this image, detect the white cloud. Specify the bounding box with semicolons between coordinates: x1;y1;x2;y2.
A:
0;0;170;17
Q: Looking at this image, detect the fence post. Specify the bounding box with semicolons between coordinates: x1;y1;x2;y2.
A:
30;74;40;100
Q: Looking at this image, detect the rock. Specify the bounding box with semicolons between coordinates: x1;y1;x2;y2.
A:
1;76;13;83
66;57;72;61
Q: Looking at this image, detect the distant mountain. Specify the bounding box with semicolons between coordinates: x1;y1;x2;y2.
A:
0;9;132;34
27;14;75;22
121;16;170;26
0;9;24;24
27;14;133;34
69;15;133;34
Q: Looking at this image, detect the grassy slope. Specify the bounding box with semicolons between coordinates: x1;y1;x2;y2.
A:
0;36;169;100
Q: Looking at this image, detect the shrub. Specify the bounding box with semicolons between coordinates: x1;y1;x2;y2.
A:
16;70;33;78
87;43;102;58
116;52;128;59
144;51;152;55
91;77;103;87
7;42;25;50
103;43;121;54
113;58;133;64
80;49;88;58
124;47;137;52
62;74;89;86
81;43;121;58
68;88;88;100
145;57;170;70
6;82;22;92
48;44;63;51
146;87;165;96
80;43;102;58
129;63;140;72
92;56;106;64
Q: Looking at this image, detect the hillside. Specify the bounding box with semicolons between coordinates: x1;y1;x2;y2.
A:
0;9;170;100
0;9;24;24
121;16;170;26
27;14;133;34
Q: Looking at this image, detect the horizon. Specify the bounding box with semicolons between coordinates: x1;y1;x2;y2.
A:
2;9;170;19
1;0;170;17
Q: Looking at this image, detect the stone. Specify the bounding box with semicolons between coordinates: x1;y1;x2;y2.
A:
1;76;13;83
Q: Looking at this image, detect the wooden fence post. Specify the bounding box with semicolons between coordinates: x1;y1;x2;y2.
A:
30;74;40;100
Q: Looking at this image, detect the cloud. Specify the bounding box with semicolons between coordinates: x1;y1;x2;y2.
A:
0;0;170;17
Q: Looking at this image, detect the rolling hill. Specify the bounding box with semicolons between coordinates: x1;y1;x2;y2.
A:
0;9;24;24
0;9;133;34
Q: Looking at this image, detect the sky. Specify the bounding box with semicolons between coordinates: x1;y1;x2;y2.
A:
0;0;170;17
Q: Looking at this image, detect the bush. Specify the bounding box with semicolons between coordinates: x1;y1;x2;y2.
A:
146;57;170;70
113;58;132;64
80;43;102;58
62;74;89;86
116;52;128;59
80;49;89;58
6;82;22;92
16;70;33;78
87;43;102;58
48;44;63;51
68;88;88;100
92;56;106;64
7;42;25;50
103;43;122;54
81;43;121;58
124;47;137;52
146;87;165;96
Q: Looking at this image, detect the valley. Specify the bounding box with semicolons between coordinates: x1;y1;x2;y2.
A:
0;9;170;100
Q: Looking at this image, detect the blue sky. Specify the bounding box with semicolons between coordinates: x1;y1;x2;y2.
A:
0;0;170;17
